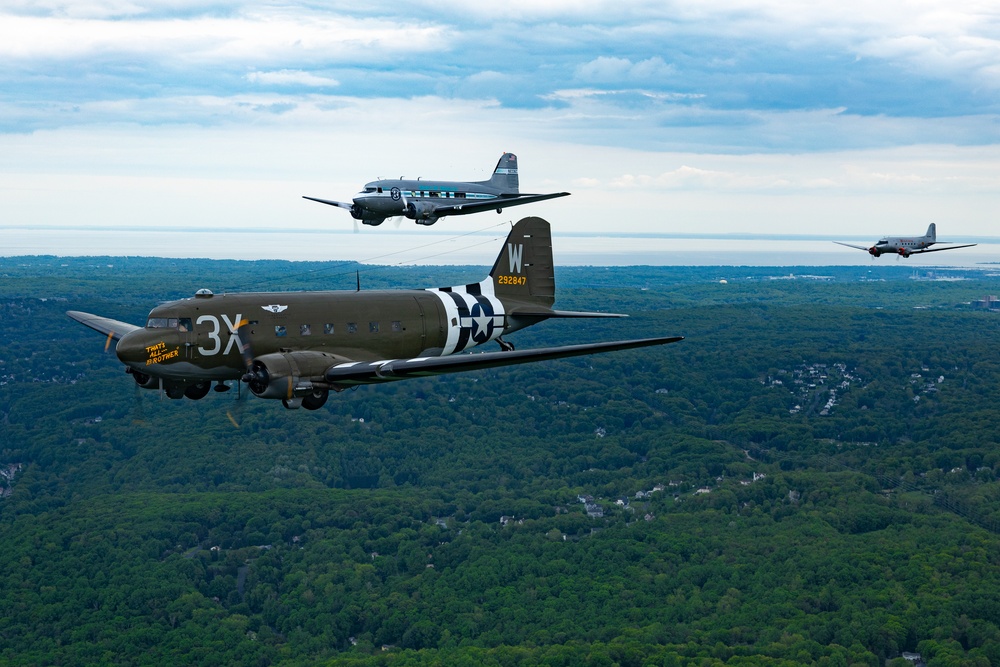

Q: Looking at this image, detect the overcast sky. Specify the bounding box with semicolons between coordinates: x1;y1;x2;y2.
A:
2;1;999;260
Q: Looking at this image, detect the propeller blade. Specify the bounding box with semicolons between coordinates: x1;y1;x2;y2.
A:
235;319;255;372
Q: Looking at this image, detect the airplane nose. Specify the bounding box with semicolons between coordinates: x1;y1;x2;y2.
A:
115;330;146;367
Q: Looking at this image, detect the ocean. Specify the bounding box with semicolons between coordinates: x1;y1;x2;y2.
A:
3;226;999;267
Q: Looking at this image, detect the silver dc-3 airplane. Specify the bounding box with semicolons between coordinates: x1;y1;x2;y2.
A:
67;217;682;410
834;223;976;258
303;152;570;226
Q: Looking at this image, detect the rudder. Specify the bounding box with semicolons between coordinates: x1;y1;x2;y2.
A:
926;223;936;241
488;152;519;192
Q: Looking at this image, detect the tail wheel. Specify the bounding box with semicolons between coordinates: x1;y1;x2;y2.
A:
302;388;329;411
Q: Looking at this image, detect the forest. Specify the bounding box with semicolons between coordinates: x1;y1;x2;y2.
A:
2;255;1000;665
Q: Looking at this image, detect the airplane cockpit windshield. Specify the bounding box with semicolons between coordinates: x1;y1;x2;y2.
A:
147;317;193;331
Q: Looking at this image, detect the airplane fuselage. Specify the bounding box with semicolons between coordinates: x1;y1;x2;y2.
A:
116;289;507;388
871;237;934;257
116;287;509;384
352;178;511;221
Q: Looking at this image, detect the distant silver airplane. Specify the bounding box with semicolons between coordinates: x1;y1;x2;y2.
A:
835;224;976;258
303;152;569;226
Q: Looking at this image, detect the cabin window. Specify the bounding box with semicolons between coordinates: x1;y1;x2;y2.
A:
369;321;380;333
391;320;403;332
456;192;466;198
324;323;335;334
275;325;287;337
377;187;383;193
347;322;357;334
178;318;192;332
300;324;311;336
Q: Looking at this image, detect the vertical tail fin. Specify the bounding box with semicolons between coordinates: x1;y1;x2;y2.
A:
487;152;519;193
488;216;555;308
926;223;937;241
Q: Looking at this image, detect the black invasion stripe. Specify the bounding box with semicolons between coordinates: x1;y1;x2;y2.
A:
445;291;471;351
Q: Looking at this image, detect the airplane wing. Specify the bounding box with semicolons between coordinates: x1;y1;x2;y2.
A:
833;242;872;251
324;335;682;385
910;244;978;254
435;192;571;217
301;196;354;210
67;310;140;341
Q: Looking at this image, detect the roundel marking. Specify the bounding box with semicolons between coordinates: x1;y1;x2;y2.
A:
468;300;497;343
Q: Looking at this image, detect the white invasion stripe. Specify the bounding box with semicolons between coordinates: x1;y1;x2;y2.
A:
426;289;461;355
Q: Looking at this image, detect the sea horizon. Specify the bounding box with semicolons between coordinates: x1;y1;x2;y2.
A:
3;225;999;268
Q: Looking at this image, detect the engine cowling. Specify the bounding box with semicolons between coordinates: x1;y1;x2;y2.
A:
243;351;338;400
128;368;159;389
405;201;439;222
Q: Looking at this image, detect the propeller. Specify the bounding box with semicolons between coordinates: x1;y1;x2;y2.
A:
398;187;412;218
130;378;146;424
234;319;289;400
235;318;262;389
225;319;257;428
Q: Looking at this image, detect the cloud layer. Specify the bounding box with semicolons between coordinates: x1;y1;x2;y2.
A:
4;1;999;145
2;1;999;243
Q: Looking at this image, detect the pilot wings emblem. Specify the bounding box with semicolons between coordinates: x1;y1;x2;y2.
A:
261;305;288;313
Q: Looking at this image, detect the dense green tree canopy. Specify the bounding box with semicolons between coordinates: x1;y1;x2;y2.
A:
2;257;1000;665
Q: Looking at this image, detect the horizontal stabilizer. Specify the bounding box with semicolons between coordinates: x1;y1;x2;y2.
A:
67;311;140;341
325;335;682;385
512;309;627;319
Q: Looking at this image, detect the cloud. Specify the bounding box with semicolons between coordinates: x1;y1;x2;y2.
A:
575;56;675;84
0;12;445;63
4;2;1000;137
246;70;339;88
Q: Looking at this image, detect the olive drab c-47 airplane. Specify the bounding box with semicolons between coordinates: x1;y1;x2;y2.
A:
303;152;570;226
67;217;682;410
834;223;977;258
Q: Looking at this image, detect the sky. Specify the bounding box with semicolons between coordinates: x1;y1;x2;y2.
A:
2;1;1000;263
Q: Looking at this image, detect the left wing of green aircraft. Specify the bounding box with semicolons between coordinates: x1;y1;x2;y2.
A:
67;311;141;343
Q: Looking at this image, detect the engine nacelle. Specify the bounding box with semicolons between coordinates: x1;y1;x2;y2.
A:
405;201;439;222
244;350;338;400
353;204;385;224
128;367;159;389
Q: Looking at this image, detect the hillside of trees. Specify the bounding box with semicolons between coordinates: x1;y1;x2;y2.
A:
2;256;1000;665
